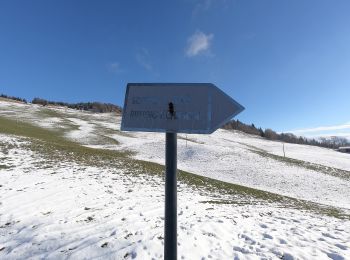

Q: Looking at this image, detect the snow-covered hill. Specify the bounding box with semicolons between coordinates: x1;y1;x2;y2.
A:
1;100;350;259
2;100;349;209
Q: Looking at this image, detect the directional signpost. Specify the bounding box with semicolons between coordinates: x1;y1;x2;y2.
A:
121;83;244;260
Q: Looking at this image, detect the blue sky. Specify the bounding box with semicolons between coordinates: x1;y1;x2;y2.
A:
0;0;349;137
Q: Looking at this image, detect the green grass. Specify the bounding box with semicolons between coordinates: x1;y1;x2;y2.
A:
180;168;349;219
90;122;134;139
1;115;349;219
36;107;65;118
35;109;122;146
95;134;120;145
0;116;130;166
133;158;350;219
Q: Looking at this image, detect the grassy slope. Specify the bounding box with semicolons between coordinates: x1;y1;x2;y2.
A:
1;115;349;219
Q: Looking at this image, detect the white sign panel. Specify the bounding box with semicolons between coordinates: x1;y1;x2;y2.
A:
121;83;244;134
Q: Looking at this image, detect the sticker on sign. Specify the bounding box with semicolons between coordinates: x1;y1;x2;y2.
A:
121;83;244;134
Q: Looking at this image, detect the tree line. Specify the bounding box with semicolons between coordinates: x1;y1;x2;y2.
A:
223;120;350;149
1;93;348;149
32;97;122;113
0;93;27;103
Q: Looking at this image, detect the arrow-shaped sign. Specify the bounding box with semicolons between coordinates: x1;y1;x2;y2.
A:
121;83;244;134
120;83;245;260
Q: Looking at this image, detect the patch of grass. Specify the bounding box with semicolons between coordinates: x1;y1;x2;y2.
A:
0;164;11;169
135;158;350;219
35;108;64;119
182;169;349;219
96;134;120;145
3;117;72;148
93;123;134;138
60;118;81;131
1;115;349;220
0;116;131;167
34;109;124;145
34;109;81;134
83;133;120;146
186;167;348;218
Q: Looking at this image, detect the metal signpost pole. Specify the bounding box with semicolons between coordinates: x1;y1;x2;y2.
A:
121;83;244;260
165;132;177;260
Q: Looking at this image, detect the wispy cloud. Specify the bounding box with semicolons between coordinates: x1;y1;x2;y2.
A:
302;132;350;139
192;0;212;16
287;122;350;140
192;0;231;17
136;48;153;71
185;31;214;57
107;62;123;74
291;123;350;134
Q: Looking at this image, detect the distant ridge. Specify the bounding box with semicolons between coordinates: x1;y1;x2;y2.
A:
1;93;122;113
0;93;348;149
0;93;27;103
31;97;122;113
223;120;350;150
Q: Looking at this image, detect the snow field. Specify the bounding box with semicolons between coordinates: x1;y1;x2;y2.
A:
0;135;350;259
112;130;350;210
1;100;350;259
1;101;350;210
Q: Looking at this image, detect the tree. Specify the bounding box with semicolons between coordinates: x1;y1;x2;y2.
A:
264;129;278;140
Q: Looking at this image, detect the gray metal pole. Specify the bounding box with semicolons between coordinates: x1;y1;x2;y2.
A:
164;132;177;260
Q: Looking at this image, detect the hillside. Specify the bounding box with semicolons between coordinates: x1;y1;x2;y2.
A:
1;100;350;259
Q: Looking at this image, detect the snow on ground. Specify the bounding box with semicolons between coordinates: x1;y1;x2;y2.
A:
237;133;350;172
1;135;350;259
36;117;64;129
112;129;350;209
65;117;96;143
0;100;349;211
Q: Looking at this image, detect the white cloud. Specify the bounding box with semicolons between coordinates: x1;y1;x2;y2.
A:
287;122;350;140
192;0;212;16
304;132;350;139
108;62;122;73
192;0;231;17
290;123;350;134
136;48;153;71
186;31;214;57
